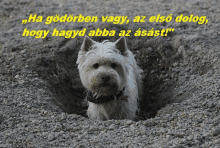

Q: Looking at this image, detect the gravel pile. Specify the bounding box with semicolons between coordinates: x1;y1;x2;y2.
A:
0;0;220;147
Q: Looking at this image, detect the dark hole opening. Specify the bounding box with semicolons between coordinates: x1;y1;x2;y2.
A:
33;35;181;121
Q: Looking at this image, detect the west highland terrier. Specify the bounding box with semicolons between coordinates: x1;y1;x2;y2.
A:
77;36;143;120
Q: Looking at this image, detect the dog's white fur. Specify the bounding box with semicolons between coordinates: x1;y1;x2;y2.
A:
77;36;143;120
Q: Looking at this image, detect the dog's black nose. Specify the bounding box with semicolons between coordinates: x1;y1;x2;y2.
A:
101;75;110;83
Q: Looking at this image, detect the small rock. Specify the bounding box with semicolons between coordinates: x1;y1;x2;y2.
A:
176;133;184;138
194;45;201;52
179;139;186;144
192;104;198;108
197;119;203;123
214;139;220;144
109;124;115;130
21;49;27;54
0;144;6;148
187;135;193;141
48;133;55;141
27;134;34;141
126;120;133;125
12;83;19;88
212;128;220;136
14;75;19;79
208;102;214;108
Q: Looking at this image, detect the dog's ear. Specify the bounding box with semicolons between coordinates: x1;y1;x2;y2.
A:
115;36;128;54
81;35;95;51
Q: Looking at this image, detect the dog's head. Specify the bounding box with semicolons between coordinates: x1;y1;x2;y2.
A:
77;36;129;96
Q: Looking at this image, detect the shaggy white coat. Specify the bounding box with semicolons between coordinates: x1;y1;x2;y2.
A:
77;36;142;120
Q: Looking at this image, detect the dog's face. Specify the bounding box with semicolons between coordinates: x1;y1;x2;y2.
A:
77;36;129;96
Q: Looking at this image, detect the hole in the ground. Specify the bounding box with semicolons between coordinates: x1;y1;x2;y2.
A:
136;46;178;120
32;31;183;120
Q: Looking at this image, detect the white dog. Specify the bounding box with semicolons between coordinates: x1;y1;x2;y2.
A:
77;36;143;120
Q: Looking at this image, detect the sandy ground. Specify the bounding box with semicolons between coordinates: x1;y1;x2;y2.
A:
0;0;220;147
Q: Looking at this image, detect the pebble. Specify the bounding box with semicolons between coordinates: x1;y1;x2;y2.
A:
212;128;220;136
48;133;55;141
14;75;19;79
126;120;133;125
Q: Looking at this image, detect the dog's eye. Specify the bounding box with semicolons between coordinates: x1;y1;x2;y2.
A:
111;63;117;68
93;63;99;68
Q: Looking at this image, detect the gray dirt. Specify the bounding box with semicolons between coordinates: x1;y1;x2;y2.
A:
0;0;220;147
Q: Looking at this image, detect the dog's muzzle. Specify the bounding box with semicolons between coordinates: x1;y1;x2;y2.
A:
87;88;125;104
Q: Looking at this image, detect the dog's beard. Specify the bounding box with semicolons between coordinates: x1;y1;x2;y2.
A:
90;82;119;97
